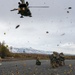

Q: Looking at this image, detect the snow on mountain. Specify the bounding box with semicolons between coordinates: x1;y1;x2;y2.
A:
10;47;74;55
11;47;53;55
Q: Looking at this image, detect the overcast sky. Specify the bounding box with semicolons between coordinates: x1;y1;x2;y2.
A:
0;0;75;54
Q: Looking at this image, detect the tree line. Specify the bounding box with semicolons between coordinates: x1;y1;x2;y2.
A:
0;41;12;58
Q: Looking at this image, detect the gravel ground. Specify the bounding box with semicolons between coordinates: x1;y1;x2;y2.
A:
0;60;75;75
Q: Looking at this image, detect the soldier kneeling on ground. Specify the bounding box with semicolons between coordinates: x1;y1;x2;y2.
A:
36;57;41;65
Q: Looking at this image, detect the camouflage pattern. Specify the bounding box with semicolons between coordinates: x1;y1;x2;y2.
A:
49;52;65;68
36;57;41;65
59;52;65;66
50;53;57;68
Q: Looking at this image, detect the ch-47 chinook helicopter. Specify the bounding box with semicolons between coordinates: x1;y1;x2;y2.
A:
10;0;49;18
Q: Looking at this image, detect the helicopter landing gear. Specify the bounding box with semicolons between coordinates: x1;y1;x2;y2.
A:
20;15;23;18
29;15;32;17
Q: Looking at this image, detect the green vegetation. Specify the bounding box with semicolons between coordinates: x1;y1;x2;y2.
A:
0;42;12;58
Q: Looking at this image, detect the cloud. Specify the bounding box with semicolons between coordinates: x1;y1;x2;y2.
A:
60;43;75;49
0;0;75;54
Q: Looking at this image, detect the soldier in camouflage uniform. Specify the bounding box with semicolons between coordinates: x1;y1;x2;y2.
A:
50;54;55;68
55;52;60;67
59;52;65;66
50;52;59;68
36;57;41;65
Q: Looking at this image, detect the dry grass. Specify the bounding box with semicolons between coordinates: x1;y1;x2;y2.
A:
8;53;75;60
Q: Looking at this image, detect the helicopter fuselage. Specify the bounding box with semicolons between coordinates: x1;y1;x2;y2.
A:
18;3;32;18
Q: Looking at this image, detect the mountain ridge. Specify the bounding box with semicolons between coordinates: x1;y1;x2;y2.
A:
11;47;74;55
11;47;53;55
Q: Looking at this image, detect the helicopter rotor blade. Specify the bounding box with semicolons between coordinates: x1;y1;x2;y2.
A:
10;8;18;11
28;6;49;8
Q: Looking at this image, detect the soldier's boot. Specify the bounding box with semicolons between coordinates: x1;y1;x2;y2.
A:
53;62;57;68
51;63;55;68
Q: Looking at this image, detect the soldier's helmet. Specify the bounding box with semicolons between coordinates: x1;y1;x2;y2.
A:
53;51;57;57
60;52;64;57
